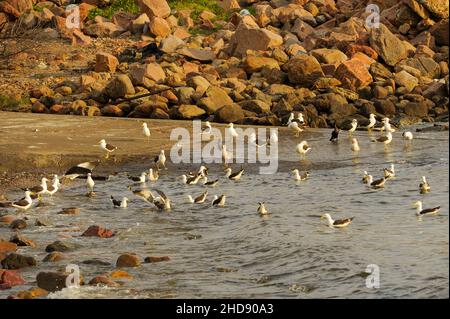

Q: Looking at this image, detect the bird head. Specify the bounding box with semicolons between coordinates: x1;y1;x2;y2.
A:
412;201;421;208
320;213;330;220
98;139;106;144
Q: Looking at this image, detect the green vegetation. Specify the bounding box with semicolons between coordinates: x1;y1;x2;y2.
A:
87;0;140;20
0;95;30;111
168;0;231;23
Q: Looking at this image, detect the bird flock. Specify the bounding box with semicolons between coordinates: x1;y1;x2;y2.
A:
1;114;442;228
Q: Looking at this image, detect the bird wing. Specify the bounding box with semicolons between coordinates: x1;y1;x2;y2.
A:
154;189;167;201
77;160;100;170
376;136;388;142
333;217;354;225
105;143;117;151
420;207;440;215
133;189;154;202
13;199;30;206
110;196;121;207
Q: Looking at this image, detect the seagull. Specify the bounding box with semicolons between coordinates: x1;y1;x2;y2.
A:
202;176;219;187
153;189;172;211
413;201;440;217
226;123;239;139
419;176;430;194
26;177;49;195
64;160;100;180
187;191;208;204
111;196;128;208
180;174;202;185
286;112;295;125
321;213;354;228
367;113;376;130
367;175;386;189
291;169;309;181
147;168;159;182
267;131;278;145
372;131;393;145
11;191;33;211
201;121;212;135
383;164;395;179
402;131;413;144
381;117;396;132
351;138;360;152
249;132;267;147
99;139;117;159
221;144;231;164
297;113;305;125
142;123;151;142
154;150;166;170
258;202;269;216
46;177;60;196
128;172;147;183
212;195;226;207
132;189;155;204
224;167;244;181
197;165;208;177
289;121;303;137
296;141;311;159
86;173;95;193
362;171;370;184
348;119;357;134
329;126;340;143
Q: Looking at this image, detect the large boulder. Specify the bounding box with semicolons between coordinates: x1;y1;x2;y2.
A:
198;86;234;114
95;52;119;73
0;270;26;290
214;104;245;123
1;253;36;269
36;271;82;292
335;59;373;91
148;16;171;38
129;63;166;85
116;253;141;267
404;101;429;117
81;225;114;238
228;22;283;57
418;0;448;18
369;24;408;66
397;57;441;79
171;104;206;119
135;0;171;19
395;70;419;92
105;75;136;99
45;240;78;253
310;48;348;65
238;99;271;114
285;55;324;86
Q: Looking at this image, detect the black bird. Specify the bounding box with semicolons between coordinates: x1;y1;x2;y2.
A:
330;126;340;143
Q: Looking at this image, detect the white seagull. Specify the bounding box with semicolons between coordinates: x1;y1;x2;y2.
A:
413;201;440;217
212;195;226;207
11;191;33;211
142;123;151;142
258;202;269;216
226;123;239;139
348;119;357;134
154;150;167;170
201;121;212;135
296;141;311;159
384;164;395;179
367;113;376;130
99;139;117;159
289;121;303;137
419;176;430;194
402;131;413;144
224;167;244;181
291;169;309;181
111;196;128;208
86;173;95;193
147;168;159;182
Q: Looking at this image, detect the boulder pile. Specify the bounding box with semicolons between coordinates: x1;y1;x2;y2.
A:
1;0;448;127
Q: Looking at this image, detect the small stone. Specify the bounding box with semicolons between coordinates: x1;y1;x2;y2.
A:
144;256;171;263
116;253;141;267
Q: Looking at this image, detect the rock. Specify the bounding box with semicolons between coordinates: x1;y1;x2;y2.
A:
148;17;171;38
374;99;396;116
369;24;408;66
244;56;279;73
290;18;315;41
10;219;26;230
83;18;125;38
36;272;76;292
95;52;119;73
81;225;114;238
395;70;419;92
130;63;166;85
199;86;234;114
177;47;216;62
45;240;78;253
229;22;283;57
171;104;206;119
82;259;111;266
0;241;17;254
214;104;245;123
72;30;92;46
57;207;79;215
372;86;389;99
370;62;393;81
1;253;36;269
238;99;271;114
35;218;52;226
397;57;441;79
144;256;170;263
30;86;53;99
14;287;48;299
419;0;448;18
160;35;185;53
404;102;429;117
335;59;373;91
131;13;150;33
9;234;36;248
109;270;134;279
187;76;210;95
101;105;123;117
116;253;141;267
88;276;119;287
311;48;348;65
31;101;47;113
42;252;65;262
105;74;136;99
430;19;449;46
0;270;25;290
135;0;171;19
219;0;240;11
346;44;378;60
286;55;324;86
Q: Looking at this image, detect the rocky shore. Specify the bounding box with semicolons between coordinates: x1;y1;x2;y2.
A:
0;0;448;130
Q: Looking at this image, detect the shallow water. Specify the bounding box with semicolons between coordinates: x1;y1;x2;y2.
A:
1;127;448;299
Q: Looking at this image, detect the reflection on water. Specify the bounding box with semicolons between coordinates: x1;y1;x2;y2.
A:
0;128;448;299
